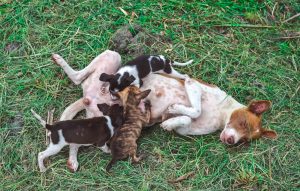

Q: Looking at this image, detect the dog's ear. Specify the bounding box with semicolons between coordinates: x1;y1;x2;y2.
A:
122;72;135;84
125;75;135;84
261;128;278;139
248;100;271;115
100;73;114;82
97;103;110;115
135;89;151;100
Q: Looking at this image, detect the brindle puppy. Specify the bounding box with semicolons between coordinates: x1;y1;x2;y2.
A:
106;86;151;172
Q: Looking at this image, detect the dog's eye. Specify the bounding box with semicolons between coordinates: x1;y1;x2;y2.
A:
240;121;247;127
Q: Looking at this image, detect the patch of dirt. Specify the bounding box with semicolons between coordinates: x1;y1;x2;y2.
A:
110;24;171;57
4;42;21;53
9;112;24;135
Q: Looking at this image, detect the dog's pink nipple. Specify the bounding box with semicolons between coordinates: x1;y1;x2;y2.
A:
83;98;90;105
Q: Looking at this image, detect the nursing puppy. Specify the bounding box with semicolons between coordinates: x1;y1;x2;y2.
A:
32;104;124;172
99;55;193;95
106;86;151;172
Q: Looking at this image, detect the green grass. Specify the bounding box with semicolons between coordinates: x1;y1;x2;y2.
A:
1;0;299;190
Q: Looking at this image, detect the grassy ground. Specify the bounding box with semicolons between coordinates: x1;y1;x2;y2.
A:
1;0;299;190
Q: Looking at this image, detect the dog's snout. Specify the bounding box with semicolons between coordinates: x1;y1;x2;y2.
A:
226;136;234;145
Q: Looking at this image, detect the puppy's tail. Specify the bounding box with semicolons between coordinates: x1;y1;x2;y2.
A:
31;109;46;127
106;158;117;172
172;59;193;66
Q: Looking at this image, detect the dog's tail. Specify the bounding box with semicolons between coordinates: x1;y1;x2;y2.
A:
31;109;46;127
106;158;117;172
172;59;193;66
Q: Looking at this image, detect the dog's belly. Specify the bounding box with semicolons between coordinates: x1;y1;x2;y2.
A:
141;74;189;121
190;86;228;132
81;65;121;117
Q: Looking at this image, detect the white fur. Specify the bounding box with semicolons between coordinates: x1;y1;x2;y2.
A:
167;77;202;118
104;116;114;137
158;55;166;62
173;59;193;66
220;127;241;144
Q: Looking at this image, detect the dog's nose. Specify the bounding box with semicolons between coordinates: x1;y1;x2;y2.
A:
226;136;234;145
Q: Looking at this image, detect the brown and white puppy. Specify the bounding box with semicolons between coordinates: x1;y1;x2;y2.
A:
32;104;124;172
140;74;277;145
106;86;151;172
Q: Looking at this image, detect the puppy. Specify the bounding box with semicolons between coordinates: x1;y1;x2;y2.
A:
99;55;192;95
106;86;151;172
32;103;124;172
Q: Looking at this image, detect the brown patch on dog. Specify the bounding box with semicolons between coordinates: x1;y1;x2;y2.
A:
229;100;277;142
154;86;165;98
106;86;151;172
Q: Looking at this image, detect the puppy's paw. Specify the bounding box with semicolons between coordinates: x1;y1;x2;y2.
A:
39;166;47;173
67;159;79;172
100;144;111;154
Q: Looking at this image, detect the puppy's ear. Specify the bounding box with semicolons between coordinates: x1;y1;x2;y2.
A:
97;103;110;115
126;75;136;84
135;89;151;100
100;73;114;82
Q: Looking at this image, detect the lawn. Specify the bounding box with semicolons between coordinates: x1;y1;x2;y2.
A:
0;0;299;190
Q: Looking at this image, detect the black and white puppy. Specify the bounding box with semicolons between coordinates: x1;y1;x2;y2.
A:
99;55;192;95
31;103;124;172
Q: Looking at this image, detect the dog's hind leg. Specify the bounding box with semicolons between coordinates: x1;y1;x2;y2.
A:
67;144;80;172
38;142;65;172
167;78;202;119
60;98;85;121
52;54;96;85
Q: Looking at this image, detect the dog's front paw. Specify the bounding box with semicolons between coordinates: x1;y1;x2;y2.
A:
67;159;79;172
167;104;181;114
160;121;174;131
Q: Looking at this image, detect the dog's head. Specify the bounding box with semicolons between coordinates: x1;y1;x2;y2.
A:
100;72;136;96
220;100;277;145
97;103;124;128
117;86;151;112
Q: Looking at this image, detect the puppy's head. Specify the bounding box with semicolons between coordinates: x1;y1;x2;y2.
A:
220;100;277;145
117;86;151;111
97;103;124;128
100;72;135;96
